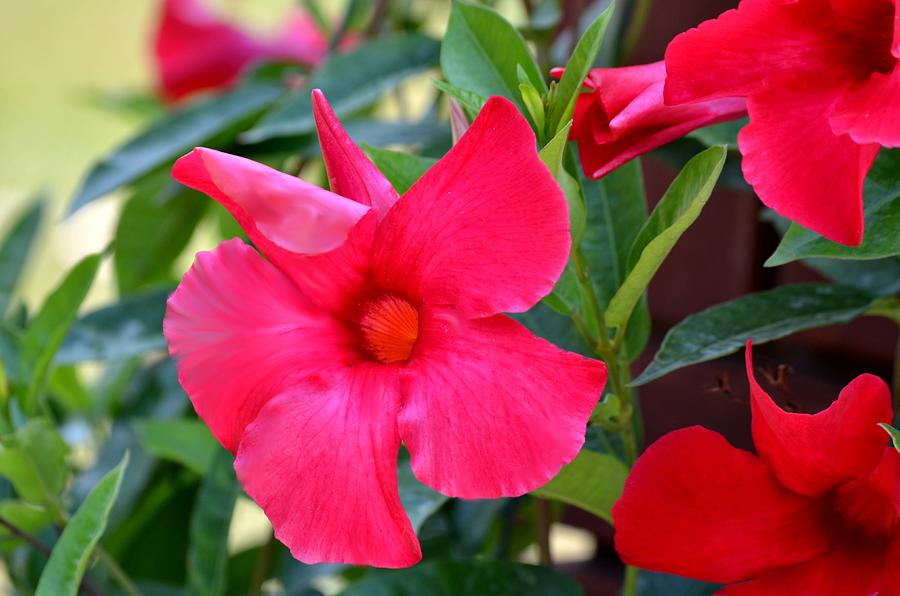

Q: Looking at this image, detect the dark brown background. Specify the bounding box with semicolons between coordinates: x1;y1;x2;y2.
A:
563;1;898;593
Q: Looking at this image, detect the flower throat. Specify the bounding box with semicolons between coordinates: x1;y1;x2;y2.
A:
358;294;419;363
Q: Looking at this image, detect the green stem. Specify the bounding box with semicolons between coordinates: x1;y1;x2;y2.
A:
622;565;639;596
535;499;553;567
618;0;654;65
96;546;141;596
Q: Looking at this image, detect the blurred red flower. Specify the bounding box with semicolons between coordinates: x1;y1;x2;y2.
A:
553;62;746;179
163;91;607;567
154;0;329;102
613;341;899;593
665;0;900;246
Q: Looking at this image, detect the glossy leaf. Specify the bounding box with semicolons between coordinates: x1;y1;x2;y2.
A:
634;284;878;386
363;146;437;195
341;559;582;596
135;419;218;475
804;256;900;297
432;79;487;117
441;0;546;116
244;34;440;142
540;124;586;243
766;149;900;265
187;448;240;596
687;118;747;148
881;424;900;453
69;71;288;214
532;448;628;524
0;201;44;317
606;146;726;327
34;454;127;596
0;419;69;506
398;454;447;533
546;5;613;136
55;288;169;365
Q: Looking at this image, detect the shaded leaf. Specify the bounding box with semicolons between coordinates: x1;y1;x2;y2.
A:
135;418;218;475
881;424;900;453
0;419;69;507
398;454;447;533
432;79;488;117
0;201;44;317
638;571;720;596
532;448;627;524
363;146;437;195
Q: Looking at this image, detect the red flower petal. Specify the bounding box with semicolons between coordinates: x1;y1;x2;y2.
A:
398;309;606;498
163;239;354;452
828;0;896;74
737;73;879;245
234;365;421;567
612;427;829;584
312;89;400;219
885;536;900;595
664;0;859;104
172;147;375;310
746;341;894;498
867;448;900;516
831;65;900;147
371;97;570;317
266;11;329;67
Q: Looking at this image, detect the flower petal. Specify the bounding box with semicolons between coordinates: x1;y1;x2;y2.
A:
867;448;900;516
737;73;879;246
266;11;328;67
885;535;900;594
612;427;829;584
746;341;894;498
831;65;900;147
234;365;421;567
664;0;859;104
172;148;375;310
828;0;896;73
370;96;570;318
312;89;400;218
164;239;354;452
398;309;606;498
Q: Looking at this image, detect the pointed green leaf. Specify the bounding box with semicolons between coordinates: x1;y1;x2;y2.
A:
135;418;218;475
0;419;69;506
363;146;437;195
35;454;128;596
606;146;726;327
532;448;628;524
634;284;877;386
0;201;44;317
432;79;488;117
540;124;585;243
881;424;900;453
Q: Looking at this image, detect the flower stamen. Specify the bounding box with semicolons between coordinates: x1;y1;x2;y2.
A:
358;295;419;363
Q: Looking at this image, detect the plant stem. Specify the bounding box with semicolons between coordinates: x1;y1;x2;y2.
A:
535;499;553;567
618;0;654;65
622;564;639;596
95;546;141;596
250;532;277;596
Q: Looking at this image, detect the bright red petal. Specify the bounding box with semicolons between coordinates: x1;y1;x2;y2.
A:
885;536;900;596
371;97;570;317
234;365;421;567
172;148;375;311
163;239;354;452
737;74;879;246
612;427;830;584
664;0;859;104
867;448;900;516
831;65;900;147
398;309;606;498
746;341;894;498
266;11;329;67
312;89;399;218
828;0;896;73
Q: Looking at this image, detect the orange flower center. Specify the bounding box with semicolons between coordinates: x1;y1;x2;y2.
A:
358;294;419;363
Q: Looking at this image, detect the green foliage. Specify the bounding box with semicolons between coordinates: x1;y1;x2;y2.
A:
540;124;586;244
0;201;44;317
398;454;448;532
881;424;900;453
136;419;218;475
0;419;69;509
532;449;627;524
34;454;127;596
767;149;900;265
634;284;879;385
364;146;437;194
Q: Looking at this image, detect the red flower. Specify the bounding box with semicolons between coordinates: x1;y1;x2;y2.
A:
665;0;900;246
163;91;608;567
551;62;746;179
613;341;899;593
154;0;329;102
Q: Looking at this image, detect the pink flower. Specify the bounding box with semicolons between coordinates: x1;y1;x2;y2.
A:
665;0;900;246
552;62;746;179
613;341;899;593
154;0;329;102
163;91;608;567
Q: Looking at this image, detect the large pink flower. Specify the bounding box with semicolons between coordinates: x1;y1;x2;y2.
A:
665;0;900;245
552;62;746;179
163;91;608;567
154;0;329;102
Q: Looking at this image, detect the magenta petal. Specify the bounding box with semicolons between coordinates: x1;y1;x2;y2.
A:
311;89;399;218
265;11;329;67
163;239;354;452
371;97;571;318
737;74;879;246
234;365;421;567
831;65;900;147
398;309;607;498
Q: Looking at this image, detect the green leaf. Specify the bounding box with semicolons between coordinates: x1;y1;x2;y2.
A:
363;146;437;194
34;454;128;596
540;124;585;243
606;146;726;327
0;201;44;317
634;284;878;386
766;149;900;265
638;571;720;596
398;454;447;533
803;256;900;297
687;118;747;148
20;254;102;412
532;449;627;524
0;419;69;507
545;4;613;136
441;0;546;116
55;288;169;365
115;183;206;293
881;424;900;453
48;366;92;413
0;500;54;540
340;559;582;596
69;72;287;214
432;79;488;117
245;34;440;142
187;448;240;596
135;419;218;475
